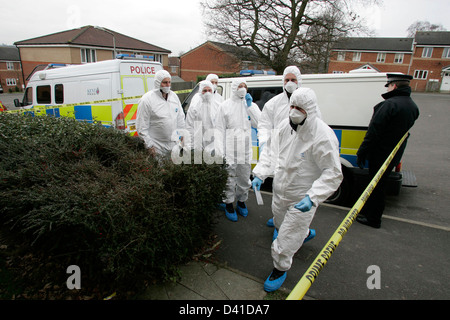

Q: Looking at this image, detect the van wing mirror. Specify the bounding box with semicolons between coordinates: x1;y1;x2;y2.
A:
14;99;22;108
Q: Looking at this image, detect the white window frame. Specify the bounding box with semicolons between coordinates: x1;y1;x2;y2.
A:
81;48;97;63
422;47;433;58
442;47;450;59
376;52;386;63
337;51;346;61
6;62;14;70
394;53;404;64
413;70;429;80
353;52;361;61
6;78;17;86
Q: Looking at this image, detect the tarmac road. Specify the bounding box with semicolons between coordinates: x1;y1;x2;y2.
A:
212;92;450;300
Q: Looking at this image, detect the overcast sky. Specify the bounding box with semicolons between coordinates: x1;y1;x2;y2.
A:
1;0;449;56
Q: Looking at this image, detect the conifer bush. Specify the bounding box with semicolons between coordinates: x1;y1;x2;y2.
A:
0;113;227;291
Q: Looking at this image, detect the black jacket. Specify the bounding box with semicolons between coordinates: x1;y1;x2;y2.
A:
357;86;420;165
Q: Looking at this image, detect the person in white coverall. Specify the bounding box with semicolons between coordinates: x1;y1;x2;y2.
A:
216;79;261;222
185;80;219;153
136;70;186;155
189;74;224;108
252;87;343;292
257;66;302;228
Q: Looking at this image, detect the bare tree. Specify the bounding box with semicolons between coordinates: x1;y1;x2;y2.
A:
407;21;447;38
201;0;377;74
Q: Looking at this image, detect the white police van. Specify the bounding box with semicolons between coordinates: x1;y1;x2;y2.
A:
14;55;163;137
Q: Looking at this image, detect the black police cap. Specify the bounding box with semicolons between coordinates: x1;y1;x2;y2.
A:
385;73;413;87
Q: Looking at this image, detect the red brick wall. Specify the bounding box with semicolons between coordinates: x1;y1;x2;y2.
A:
410;47;447;91
180;43;241;82
0;61;24;91
328;51;411;74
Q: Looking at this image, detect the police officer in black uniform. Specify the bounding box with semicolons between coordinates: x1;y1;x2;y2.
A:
356;73;420;228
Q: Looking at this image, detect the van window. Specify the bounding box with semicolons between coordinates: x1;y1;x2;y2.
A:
248;87;283;111
55;84;64;104
22;87;33;106
37;85;51;104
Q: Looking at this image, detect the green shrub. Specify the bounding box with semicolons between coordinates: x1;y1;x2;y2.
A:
0;113;227;292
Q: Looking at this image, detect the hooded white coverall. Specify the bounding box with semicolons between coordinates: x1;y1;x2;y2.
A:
189;74;224;108
185;80;219;152
253;87;342;272
257;66;303;149
136;70;186;155
216;79;261;204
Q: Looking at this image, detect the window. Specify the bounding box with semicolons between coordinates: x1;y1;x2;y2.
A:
23;87;33;106
443;47;450;59
6;78;17;86
55;84;64;104
37;85;51;104
6;62;14;70
337;52;346;61
376;53;386;63
81;48;97;63
414;70;428;80
353;52;361;61
422;47;433;58
394;53;404;64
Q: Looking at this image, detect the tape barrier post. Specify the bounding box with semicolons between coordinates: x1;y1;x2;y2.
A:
286;131;409;300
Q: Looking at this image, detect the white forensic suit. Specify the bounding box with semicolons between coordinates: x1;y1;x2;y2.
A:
252;87;342;272
185;80;219;153
136;70;186;155
189;74;224;108
216;79;261;204
257;66;303;151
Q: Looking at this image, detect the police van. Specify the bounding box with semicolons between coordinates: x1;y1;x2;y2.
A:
183;71;407;206
14;55;163;136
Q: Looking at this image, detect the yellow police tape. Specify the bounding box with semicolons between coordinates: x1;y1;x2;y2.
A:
286;131;410;300
5;89;193;114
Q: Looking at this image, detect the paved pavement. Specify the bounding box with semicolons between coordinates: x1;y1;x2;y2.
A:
140;187;450;301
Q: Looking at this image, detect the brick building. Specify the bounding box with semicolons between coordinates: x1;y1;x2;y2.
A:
328;31;450;92
180;41;271;82
14;25;171;83
0;45;23;92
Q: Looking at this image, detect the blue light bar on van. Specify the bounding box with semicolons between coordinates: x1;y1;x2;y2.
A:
240;69;276;76
116;54;155;60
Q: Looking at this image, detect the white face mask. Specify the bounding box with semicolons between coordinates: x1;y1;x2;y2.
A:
160;86;171;94
285;81;298;94
236;88;247;98
289;108;306;124
201;92;213;102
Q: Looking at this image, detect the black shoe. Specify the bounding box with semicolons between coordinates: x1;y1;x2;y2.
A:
356;215;381;229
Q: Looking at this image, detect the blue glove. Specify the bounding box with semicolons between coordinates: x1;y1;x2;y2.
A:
252;176;263;191
245;93;253;107
294;195;312;212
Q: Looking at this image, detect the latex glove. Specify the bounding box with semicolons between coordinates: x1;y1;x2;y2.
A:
294;195;312;212
245;93;253;107
252;176;263;191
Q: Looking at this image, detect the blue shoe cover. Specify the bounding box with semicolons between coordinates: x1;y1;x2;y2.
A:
266;218;274;227
264;271;287;292
218;203;226;211
236;203;248;217
225;209;238;222
272;228;278;242
304;229;316;243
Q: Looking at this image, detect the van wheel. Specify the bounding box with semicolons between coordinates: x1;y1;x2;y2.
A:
326;168;351;206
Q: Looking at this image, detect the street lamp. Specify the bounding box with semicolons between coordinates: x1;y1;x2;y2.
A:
94;26;116;59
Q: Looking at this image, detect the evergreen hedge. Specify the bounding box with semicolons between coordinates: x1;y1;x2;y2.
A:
0;113;227;292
